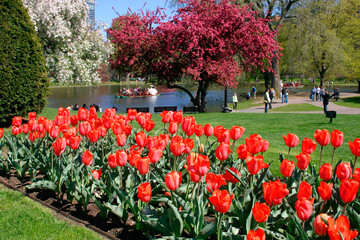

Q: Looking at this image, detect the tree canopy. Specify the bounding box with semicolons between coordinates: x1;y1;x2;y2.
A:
107;0;280;112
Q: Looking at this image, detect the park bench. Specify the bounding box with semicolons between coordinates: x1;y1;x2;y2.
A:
126;107;150;113
183;105;199;113
154;106;177;113
326;111;336;123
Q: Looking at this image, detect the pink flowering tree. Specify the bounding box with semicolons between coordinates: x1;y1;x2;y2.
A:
107;0;280;112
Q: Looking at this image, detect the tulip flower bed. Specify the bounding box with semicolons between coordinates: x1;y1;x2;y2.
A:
0;107;360;240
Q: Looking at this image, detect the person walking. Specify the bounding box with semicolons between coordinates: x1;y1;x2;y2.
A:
284;88;288;103
232;93;238;109
264;89;271;113
322;90;333;113
251;86;257;99
281;87;286;103
311;86;316;101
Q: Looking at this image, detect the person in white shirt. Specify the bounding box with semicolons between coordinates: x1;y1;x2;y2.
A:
264;89;271;113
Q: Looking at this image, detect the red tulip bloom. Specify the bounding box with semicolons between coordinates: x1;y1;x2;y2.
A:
328;215;358;240
295;152;311;170
82;149;93;165
116;150;128;167
128;150;140;167
102;115;113;129
70;115;78;126
203;123;214;137
353;168;360;183
136;157;150;175
183;138;194;154
52;137;66;156
173;111;183;124
206;172;227;192
108;154;117;169
185;166;202;183
181;116;195;133
144;120;155;132
247;229;265;240
319;163;332;181
209;189;234;213
67;126;77;137
170;136;185;156
137;182;152;203
195;124;204;137
165;171;182;191
246;155;269;175
124;124;132;136
339;179;359;203
314;214;330;236
91;169;102;180
160;110;173;123
78;121;91;136
168;121;178;134
22;124;29;134
49;125;60;138
112;120;125;135
116;133;127;147
186;153;210;177
215;142;232;161
298;181;312;200
87;128;99;143
252;202;270;223
230;126;245;141
28;112;37;120
280;159;295;178
223;167;241;183
314;129;330;147
136;131;147;148
259;140;269;153
301;138;317;154
217;129;230;144
12;116;22;127
148;148;163;164
245;134;263;155
0;128;3;139
236;144;248;160
317;181;333;201
295;197;314;221
127;108;137;121
98;126;107;137
263;180;289;206
12;126;22;136
330;129;344;148
77;108;88;121
336;162;351;181
28;119;37;131
69;135;81;150
214;125;224;139
348;138;360;157
283;133;299;148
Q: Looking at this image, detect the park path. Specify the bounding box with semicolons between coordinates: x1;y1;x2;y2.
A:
234;92;360;114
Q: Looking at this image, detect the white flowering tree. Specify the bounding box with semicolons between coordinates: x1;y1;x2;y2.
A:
22;0;111;85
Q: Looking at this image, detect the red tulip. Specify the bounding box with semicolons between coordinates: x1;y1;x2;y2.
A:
295;152;311;170
185;124;195;137
214;125;224;139
246;155;269;175
78;121;91;136
209;189;234;213
298;181;312;200
283;133;299;148
247;229;265;240
0;128;3;139
186;153;210;177
230;126;245;141
135;131;147;148
67;127;77;137
353;168;360;183
22;124;29;134
69;135;81;150
245;134;263;155
12;116;22;127
328;215;358;240
91;169;102;180
28;112;37;120
317;181;333;201
116;150;128;167
77;108;88;121
295;197;314;221
168;121;178;134
181;116;195;133
128;150;140;167
49;125;60;138
348;138;360;157
263;180;289;206
330;129;344;148
137;182;152;203
319;163;332;181
280;159;295;178
108;153;117;169
124;124;132;136
87;128;99;143
339;179;359;203
144;120;155;132
314;129;330;147
112;120;125;135
70;115;78;126
173;111;183;124
160;110;173;123
170;136;185;156
223;167;241;183
252;202;270;223
98;126;107;137
215;142;232;161
183;138;194;154
12;126;22;135
336;162;351;181
127;108;137;121
28;119;37;131
203;123;214;137
206;172;227;192
259;140;269;153
217;129;230;144
236;144;248;160
148;148;163;164
314;214;330;236
195;124;204;137
116;133;127;147
52;138;66;156
185;166;202;183
301;138;317;154
82;149;93;165
136;157;150;175
165;171;182;191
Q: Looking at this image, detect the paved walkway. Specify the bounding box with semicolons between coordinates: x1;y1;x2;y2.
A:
234;92;360;114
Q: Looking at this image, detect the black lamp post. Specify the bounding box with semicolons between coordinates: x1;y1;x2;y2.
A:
222;85;232;113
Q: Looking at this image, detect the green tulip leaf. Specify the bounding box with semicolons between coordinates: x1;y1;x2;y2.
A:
167;201;184;237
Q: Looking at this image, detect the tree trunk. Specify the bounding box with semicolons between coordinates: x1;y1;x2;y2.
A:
126;73;130;82
358;80;360;93
263;71;271;90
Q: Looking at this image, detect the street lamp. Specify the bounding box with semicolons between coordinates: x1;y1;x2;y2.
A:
222;85;232;113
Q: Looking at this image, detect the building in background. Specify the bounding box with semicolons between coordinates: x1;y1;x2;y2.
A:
87;0;95;29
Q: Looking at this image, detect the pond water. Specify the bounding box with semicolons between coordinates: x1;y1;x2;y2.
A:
47;83;357;113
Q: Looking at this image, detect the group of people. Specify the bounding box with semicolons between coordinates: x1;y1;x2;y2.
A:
121;86;158;96
66;103;102;112
310;86;340;113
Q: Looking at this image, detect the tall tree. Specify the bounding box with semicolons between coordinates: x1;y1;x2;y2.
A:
0;0;49;125
22;0;111;85
108;0;280;112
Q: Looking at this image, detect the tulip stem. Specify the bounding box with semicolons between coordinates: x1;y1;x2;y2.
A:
232;140;236;153
243;175;251;206
218;161;222;174
120;167;123;189
287;147;291;160
344;203;347;215
330;147;336;166
353;156;358;171
173;156;177;171
319;146;324;167
71;151;74;182
217;213;223;240
185;176;190;201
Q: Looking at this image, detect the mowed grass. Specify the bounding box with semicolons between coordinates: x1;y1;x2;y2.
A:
272;103;323;112
0;186;104;240
333;96;360;108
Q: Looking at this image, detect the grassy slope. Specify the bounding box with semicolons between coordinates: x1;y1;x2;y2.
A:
272;103;323;112
333;96;360;108
0;186;103;240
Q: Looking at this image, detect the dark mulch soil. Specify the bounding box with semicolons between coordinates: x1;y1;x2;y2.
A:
0;170;147;240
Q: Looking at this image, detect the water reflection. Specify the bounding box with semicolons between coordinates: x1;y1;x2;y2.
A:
47;83;357;113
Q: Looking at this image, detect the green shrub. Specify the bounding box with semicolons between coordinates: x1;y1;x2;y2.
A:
0;0;49;126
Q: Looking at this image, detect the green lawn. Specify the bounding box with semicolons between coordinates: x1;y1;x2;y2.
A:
234;99;262;110
0;186;104;240
272;103;323;112
333;96;360;108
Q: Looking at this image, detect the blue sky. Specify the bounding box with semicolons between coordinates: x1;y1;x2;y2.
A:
95;0;174;28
